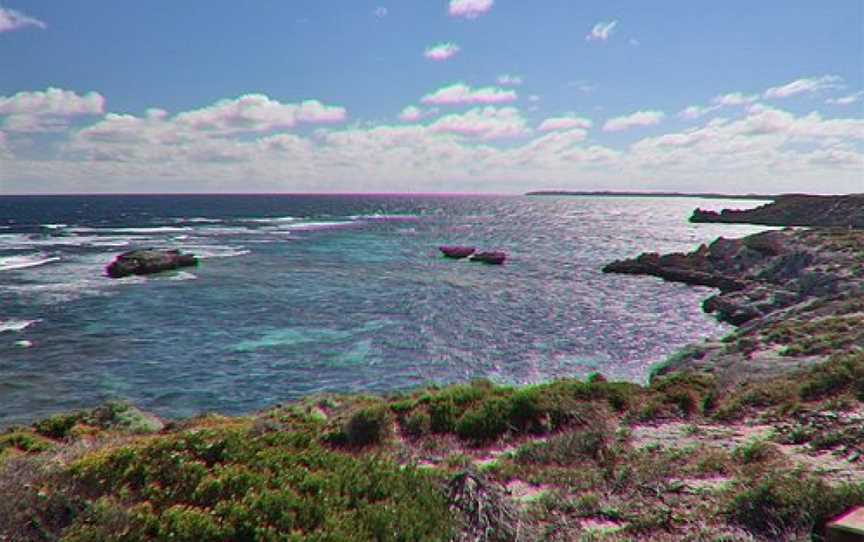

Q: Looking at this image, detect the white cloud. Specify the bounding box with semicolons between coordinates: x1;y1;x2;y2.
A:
0;88;105;132
827;91;864;106
398;105;438;122
448;0;493;19
712;92;758;107
496;74;523;86
538;115;592;132
4;88;863;195
0;6;46;33
0;88;104;116
603;110;664;132
421;83;517;106
586;20;618;42
429;106;528;139
398;106;423;122
373;6;388;18
528;95;541;102
678;105;716;120
763;75;843;99
679;91;760;120
174;94;346;133
424;42;460;61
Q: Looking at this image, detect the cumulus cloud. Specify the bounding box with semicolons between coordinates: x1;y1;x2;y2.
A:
0;88;104;116
0;88;105;132
679;92;759;119
174;94;346;133
827;91;864;106
448;0;493;19
496;74;523;86
603;110;664;132
538;115;592;132
585;20;617;42
763;75;843;99
424;42;460;61
678;105;715;120
373;6;388;18
712;92;758;107
429;106;528;139
398;105;438;122
5;88;864;195
0;6;45;33
421;83;517;106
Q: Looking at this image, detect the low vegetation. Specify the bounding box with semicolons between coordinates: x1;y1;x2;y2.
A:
0;351;861;540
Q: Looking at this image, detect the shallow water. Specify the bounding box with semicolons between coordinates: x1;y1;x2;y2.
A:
0;194;770;426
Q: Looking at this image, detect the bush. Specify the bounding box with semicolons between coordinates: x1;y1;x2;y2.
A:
726;470;864;538
515;426;612;465
343;405;392;447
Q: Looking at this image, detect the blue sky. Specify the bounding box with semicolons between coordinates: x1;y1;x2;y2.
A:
1;0;862;194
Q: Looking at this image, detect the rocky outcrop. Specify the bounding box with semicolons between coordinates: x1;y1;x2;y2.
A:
106;249;198;278
603;229;864;326
440;246;476;259
691;194;864;228
470;251;507;265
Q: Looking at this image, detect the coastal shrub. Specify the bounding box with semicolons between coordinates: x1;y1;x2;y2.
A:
726;470;864;539
0;430;53;457
648;372;715;417
402;411;431;437
34;413;82;439
428;396;460;433
27;420;454;541
455;397;512;442
798;352;864;401
732;439;780;465
514;425;612;465
342;404;393;447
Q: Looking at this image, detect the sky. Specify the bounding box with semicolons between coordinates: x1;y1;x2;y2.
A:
0;1;862;194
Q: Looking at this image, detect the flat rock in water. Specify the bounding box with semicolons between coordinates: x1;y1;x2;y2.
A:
439;245;476;259
106;249;198;278
470;251;507;265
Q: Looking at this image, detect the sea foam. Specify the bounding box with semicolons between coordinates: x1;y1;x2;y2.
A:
0;254;60;271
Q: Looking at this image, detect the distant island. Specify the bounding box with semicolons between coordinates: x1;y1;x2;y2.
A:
525;190;776;200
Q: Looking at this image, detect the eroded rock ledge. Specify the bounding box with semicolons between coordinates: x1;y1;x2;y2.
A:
604;228;864;383
691;194;864;228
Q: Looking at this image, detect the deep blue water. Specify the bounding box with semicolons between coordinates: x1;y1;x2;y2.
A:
0;194;771;426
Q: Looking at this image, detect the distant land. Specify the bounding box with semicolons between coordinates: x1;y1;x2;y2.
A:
525;190;776;200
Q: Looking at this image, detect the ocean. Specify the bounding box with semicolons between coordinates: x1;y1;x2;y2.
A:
0;194;771;427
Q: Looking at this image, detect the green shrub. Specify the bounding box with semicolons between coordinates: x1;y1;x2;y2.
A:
34;413;81;439
726;471;864;538
455;398;511;442
343;405;393;447
402;411;431;438
515;425;612;465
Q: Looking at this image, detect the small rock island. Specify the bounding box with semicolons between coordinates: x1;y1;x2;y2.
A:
105;249;198;278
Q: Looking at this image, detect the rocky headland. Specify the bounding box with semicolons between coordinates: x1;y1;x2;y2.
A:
604;226;864;386
2;202;863;541
691;193;864;228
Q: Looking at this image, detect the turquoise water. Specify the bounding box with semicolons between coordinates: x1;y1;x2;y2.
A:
0;194;770;426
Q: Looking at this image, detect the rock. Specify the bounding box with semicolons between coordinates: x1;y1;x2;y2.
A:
470;251;507;265
439;245;476;259
106;249;198;278
690;194;864;228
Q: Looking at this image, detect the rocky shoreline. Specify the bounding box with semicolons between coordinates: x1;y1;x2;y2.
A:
1;202;863;540
691;193;864;228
